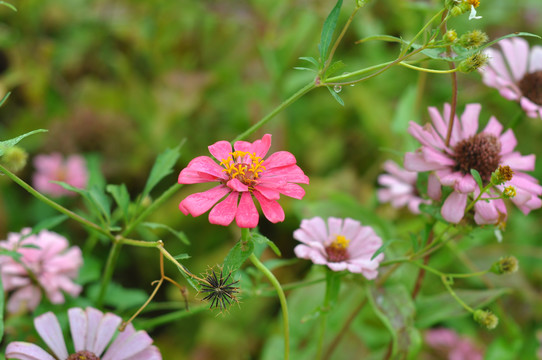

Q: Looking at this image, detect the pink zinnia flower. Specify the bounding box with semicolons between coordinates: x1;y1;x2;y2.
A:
293;217;384;279
178;134;309;228
0;228;83;314
6;307;161;360
33;153;89;197
480;37;542;119
404;103;542;224
377;160;431;214
425;328;483;360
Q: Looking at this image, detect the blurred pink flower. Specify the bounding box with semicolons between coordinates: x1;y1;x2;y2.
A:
480;37;542;119
293;217;384;279
178;134;309;228
6;307;161;360
377;160;431;214
0;228;83;314
33;153;89;197
425;328;483;360
404;103;542;224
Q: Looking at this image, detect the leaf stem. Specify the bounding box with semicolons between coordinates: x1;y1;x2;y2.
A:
96;239;123;307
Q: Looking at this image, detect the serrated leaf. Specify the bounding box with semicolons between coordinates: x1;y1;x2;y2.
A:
173;253;191;260
319;0;343;62
0;129;47;157
470;169;483;190
19;215;68;241
142;143;183;200
106;184;131;221
223;239;255;273
327;86;344;106
142;222;190;245
325;60;346;77
252;233;281;257
298;56;319;67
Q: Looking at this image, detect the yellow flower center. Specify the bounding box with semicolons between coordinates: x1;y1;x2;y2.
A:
467;0;480;8
220;151;266;186
325;235;350;262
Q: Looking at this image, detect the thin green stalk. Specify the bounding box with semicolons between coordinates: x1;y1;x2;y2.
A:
96;239;123;307
441;275;474;313
400;8;446;57
122;183;183;237
398;62;458;74
317;271;340;360
0;164;109;237
233;82;315;143
249;251;290;360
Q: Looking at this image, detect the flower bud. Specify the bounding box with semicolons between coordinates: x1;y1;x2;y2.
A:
0;146;28;172
458;52;488;73
459;30;488;48
491;165;514;185
450;5;465;17
490;256;519;275
473;309;498;329
443;30;458;43
502;186;516;198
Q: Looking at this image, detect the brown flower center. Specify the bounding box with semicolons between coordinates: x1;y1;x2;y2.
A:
325;235;350;262
453;133;501;182
518;70;542;106
67;351;100;360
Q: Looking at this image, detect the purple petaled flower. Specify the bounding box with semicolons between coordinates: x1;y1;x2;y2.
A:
178;134;309;228
0;228;83;314
33;153;89;197
6;307;161;360
377;160;431;214
425;328;483;360
293;217;384;279
404;103;542;224
480;37;542;119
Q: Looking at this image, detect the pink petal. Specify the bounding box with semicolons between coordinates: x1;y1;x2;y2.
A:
85;307;104;353
327;262;348;271
294;244;327;265
421;146;455;166
455;175;476;193
209;191;239;226
500;87;520;100
262;151;297;170
404;152;446;172
441;192;467;223
294;217;328;245
5;342;56;360
102;323;153;360
93;313;123;356
34;312;68;359
326;217;343;239
178;156;227;184
208;141;232;162
227;178;249;192
499;38;528;81
460;103;481;138
253;191;285;223
275;183;305;199
233;140;252;153
341;218;363;241
427;107;448;140
428;173;442;200
252;134;272;158
7;286;41;314
382;160;417;184
69;308;87;352
474;199;499;224
484;48;512;83
501;152;535;171
260;165;309;184
179;185;230;217
235;192;259;228
125;346;162;360
529;46;542;72
499;129;517;155
482;116;503;137
252;185;280;200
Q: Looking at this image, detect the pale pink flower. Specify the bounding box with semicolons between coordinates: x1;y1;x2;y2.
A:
404;103;542;224
0;228;83;314
293;217;384;279
178;134;309;228
33;153;88;197
377;160;430;214
6;307;161;360
480;37;542;119
425;328;483;360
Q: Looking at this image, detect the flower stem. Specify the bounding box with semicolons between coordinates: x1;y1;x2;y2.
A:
96;239;123;307
249;251;290;360
398;62;458;74
0;164;109;237
441;275;474;313
232;82;315;143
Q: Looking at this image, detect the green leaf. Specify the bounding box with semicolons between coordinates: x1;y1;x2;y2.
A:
142;222;190;245
223;239;255;273
173;253;191;260
88;282;149;311
470;169;483;190
141;143;184;200
0;92;10;107
175;263;199;291
356;34;404;45
106;184;131;221
0;129;48;157
299;56;319;67
325;60;346;77
416;288;511;328
327;86;344;106
419;203;445;222
319;0;343;63
252;233;281;257
0;249;21;261
89;185;112;221
293;67;317;72
371;238;396;260
392;86;417;134
0;1;16;11
19;215;68;241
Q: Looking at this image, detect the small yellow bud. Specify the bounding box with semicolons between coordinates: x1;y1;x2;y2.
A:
491;165;514;185
473;309;499;330
450;5;465;17
444;30;458;43
503;186;516;198
490;256;519;275
458;52;489;73
0;146;28;172
459;30;489;48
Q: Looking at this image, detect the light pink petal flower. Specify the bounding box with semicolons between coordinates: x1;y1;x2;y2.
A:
6;342;56;360
178;134;308;228
293;217;384;279
102;323;153;360
34;312;69;359
33;153;89;197
441;192;468;223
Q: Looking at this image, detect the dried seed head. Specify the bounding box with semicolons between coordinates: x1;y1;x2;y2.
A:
199;267;240;311
459;30;488;48
490;256;519;275
458;52;489;73
473;309;499;330
453;133;501;183
518;70;542;106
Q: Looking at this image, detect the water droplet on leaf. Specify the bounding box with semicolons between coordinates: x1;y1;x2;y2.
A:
333;85;342;93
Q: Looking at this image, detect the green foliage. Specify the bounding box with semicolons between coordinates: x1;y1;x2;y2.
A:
0;129;47;157
319;0;343;63
141;144;183;201
223;238;255;273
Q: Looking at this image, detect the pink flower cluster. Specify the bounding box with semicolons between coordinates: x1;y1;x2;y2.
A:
6;307;161;360
425;328;483;360
33;153;88;197
481;37;542;119
178;134;309;228
0;228;83;314
404;103;542;224
293;217;384;279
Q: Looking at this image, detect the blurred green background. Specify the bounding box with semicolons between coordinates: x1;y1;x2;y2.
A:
0;0;541;359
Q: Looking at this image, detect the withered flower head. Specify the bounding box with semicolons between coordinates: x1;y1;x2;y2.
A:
199;267;239;311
